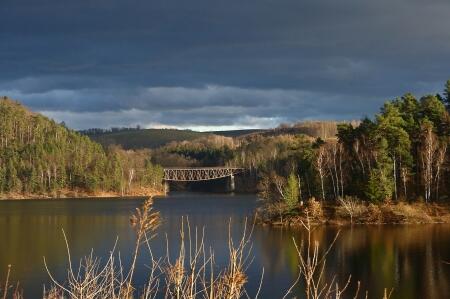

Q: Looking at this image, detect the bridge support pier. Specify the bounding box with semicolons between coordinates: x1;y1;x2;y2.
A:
228;174;235;193
164;181;170;194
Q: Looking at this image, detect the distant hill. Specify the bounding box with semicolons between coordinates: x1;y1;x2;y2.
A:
83;121;351;150
209;129;266;137
257;121;351;140
213;121;357;140
85;128;213;149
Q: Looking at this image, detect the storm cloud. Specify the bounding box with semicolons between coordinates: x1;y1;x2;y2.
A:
1;0;449;129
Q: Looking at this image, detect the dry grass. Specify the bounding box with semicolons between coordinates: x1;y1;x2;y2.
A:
283;215;393;299
261;196;450;226
0;265;23;299
40;198;259;299
283;215;357;299
42;198;160;299
337;201;448;224
162;218;257;299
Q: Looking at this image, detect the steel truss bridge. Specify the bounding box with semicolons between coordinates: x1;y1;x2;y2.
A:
163;167;244;182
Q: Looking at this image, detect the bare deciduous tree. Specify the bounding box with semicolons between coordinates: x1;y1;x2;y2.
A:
314;146;327;201
420;123;437;202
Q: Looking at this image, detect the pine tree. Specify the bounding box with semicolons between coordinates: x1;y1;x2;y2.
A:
377;103;412;200
283;173;299;209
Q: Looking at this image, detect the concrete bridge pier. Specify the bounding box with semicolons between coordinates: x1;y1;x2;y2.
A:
164;180;170;194
228;174;235;193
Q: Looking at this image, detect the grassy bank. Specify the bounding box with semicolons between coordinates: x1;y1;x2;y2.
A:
0;187;164;200
257;198;450;226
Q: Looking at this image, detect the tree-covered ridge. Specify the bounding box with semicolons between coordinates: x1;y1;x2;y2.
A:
84;127;213;150
0;98;163;197
83;121;350;151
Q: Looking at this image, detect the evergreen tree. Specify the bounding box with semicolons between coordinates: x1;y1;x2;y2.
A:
365;168;392;202
283;173;299;209
420;95;447;134
376;103;412;199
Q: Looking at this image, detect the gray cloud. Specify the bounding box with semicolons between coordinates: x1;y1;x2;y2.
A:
1;0;449;129
15;85;380;129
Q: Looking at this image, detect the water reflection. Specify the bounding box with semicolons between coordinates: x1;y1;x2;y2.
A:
0;199;138;297
0;194;449;298
254;225;450;298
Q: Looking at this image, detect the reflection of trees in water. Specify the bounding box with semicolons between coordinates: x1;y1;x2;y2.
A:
255;225;450;299
336;226;450;299
253;226;338;296
0;202;138;292
254;227;299;274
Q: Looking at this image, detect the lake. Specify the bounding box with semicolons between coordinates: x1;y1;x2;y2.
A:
0;192;449;298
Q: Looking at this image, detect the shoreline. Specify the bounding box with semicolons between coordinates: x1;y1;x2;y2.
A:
0;188;165;200
3;191;450;226
256;200;450;226
259;218;450;227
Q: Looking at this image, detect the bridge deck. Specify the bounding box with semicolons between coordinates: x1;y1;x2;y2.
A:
163;167;244;181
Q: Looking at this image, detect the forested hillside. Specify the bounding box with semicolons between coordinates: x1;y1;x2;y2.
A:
0;98;163;198
83;128;213;149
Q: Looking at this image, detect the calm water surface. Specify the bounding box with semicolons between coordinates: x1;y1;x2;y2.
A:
0;192;449;298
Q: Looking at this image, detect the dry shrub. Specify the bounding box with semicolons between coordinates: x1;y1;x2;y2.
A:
366;204;383;223
1;265;23;299
163;218;255;299
336;197;367;224
306;197;323;219
43;201;258;299
284;216;393;299
286;217;358;299
43;197;160;299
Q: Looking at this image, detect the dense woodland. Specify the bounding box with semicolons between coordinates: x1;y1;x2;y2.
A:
0;98;163;197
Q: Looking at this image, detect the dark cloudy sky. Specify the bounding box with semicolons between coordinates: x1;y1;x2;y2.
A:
1;0;450;130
